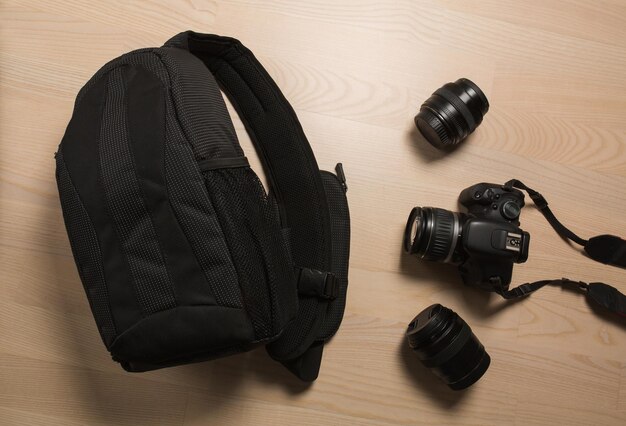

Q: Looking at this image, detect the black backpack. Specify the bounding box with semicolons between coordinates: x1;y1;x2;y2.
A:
55;31;350;381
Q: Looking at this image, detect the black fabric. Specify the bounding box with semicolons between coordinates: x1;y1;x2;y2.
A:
100;66;177;315
77;47;241;160
495;277;626;318
111;305;255;371
203;167;297;339
505;179;626;268
268;296;327;361
504;179;587;245
158;47;243;159
164;32;345;378
125;65;217;308
163;123;243;308
586;283;626;317
57;32;349;378
492;180;626;321
198;156;249;171
278;169;351;381
75;48;160;106
319;169;351;339
169;32;333;271
493;276;570;299
56;154;117;346
585;235;626;267
60;74;142;335
281;340;325;382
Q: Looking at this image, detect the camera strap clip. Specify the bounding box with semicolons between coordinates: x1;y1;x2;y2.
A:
505;179;548;210
496;276;626;319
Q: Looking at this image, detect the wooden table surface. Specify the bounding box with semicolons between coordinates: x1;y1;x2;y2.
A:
2;1;626;425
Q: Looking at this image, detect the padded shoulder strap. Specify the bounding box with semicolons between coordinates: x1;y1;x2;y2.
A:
164;32;339;380
165;32;332;272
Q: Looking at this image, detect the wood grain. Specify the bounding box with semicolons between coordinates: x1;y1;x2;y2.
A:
1;1;625;425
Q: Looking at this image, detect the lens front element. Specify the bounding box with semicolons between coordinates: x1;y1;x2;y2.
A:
404;207;463;264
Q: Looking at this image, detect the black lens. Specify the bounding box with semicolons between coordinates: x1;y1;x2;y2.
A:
404;207;464;264
415;78;489;149
406;304;490;390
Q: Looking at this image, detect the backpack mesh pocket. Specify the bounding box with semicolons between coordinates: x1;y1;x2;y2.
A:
202;167;297;341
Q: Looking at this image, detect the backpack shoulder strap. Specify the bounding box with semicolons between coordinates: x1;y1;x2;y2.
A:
164;32;344;381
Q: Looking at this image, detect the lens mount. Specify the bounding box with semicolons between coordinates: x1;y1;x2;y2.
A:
404;207;464;264
415;78;489;149
406;304;491;390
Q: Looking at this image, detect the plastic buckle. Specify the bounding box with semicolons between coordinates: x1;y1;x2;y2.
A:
561;278;589;292
296;267;339;300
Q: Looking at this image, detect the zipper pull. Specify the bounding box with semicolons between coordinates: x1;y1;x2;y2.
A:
335;163;347;193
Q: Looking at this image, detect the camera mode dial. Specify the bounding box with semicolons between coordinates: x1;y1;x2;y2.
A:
459;183;525;225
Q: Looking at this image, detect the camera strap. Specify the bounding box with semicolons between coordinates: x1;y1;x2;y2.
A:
493;179;626;318
492;277;626;318
503;179;626;268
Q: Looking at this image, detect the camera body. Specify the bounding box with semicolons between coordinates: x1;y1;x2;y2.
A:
457;183;530;291
404;183;530;292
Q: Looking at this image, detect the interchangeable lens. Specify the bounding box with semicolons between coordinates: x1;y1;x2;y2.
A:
406;304;490;390
414;78;489;149
404;207;463;264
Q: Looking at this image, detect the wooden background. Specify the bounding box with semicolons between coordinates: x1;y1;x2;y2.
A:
1;1;625;424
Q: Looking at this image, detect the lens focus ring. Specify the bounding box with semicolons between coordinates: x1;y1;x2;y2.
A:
427;208;455;261
415;78;489;149
406;304;491;390
404;207;463;264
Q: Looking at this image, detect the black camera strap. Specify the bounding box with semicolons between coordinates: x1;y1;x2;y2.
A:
504;179;626;268
493;179;626;318
492;277;626;318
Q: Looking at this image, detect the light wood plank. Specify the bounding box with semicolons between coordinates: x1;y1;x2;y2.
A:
1;1;625;425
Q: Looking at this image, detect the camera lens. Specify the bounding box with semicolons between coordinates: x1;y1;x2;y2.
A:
404;207;464;264
406;304;490;390
415;78;489;149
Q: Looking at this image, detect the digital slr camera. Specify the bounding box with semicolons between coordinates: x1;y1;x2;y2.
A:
404;183;530;292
